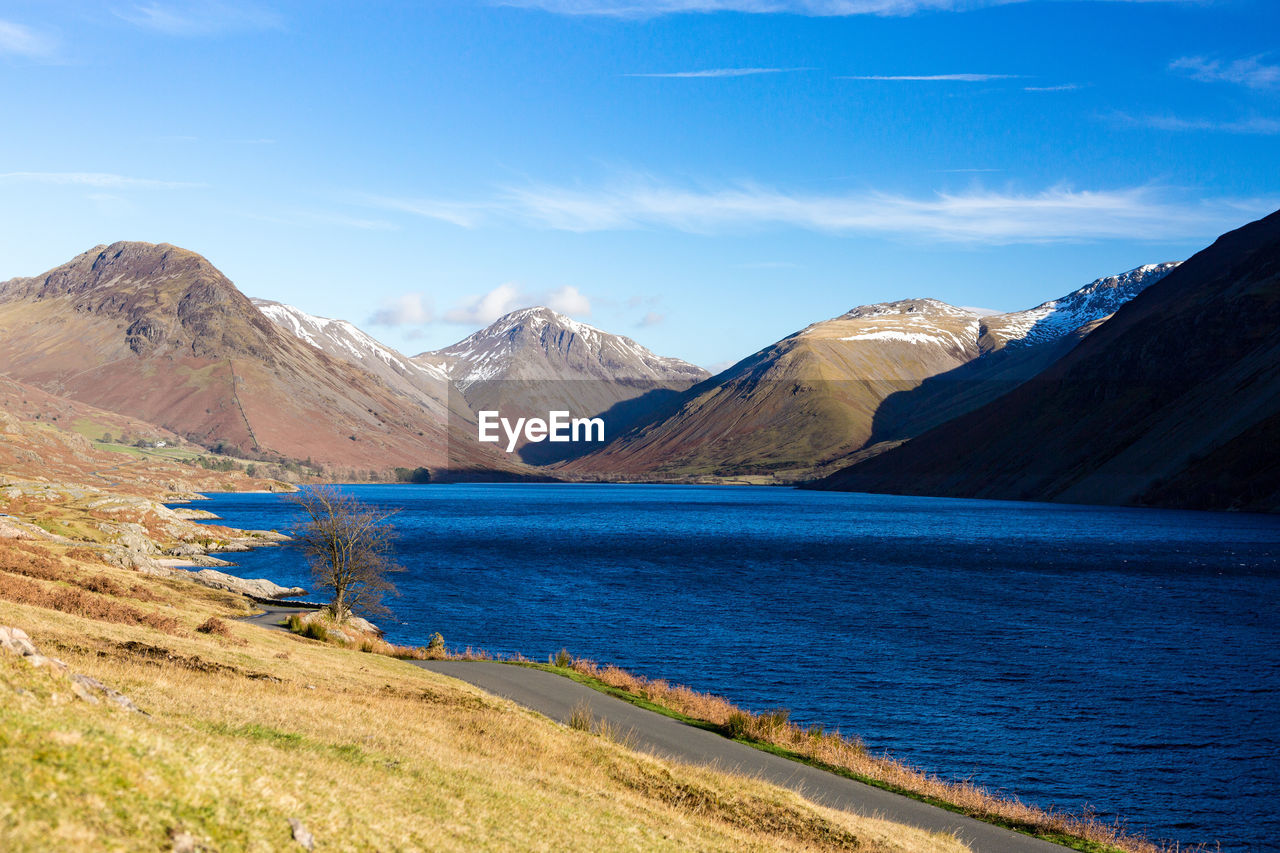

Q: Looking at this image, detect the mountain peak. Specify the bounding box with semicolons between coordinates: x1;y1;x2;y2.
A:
2;240;225;304
840;298;975;321
983;261;1181;350
253;298;449;384
418;305;707;389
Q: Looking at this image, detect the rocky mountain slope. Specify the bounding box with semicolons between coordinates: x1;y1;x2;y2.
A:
252;299;453;416
866;263;1179;443
416;307;709;462
563;298;985;480
0;242;520;478
565;266;1175;482
814;210;1280;511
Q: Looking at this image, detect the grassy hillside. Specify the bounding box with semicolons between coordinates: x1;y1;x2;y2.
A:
0;536;966;852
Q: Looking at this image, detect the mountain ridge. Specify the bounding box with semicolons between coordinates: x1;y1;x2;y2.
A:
813;210;1280;511
0;242;523;477
562;263;1176;482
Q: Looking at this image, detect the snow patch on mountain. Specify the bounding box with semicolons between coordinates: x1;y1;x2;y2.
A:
985;262;1180;350
253;299;447;382
420;306;707;389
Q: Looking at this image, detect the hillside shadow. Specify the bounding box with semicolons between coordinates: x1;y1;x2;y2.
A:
516;386;693;466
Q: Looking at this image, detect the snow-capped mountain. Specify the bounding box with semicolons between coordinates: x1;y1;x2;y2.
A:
832;298;982;359
815;211;1280;513
414;307;709;462
983;263;1181;351
254;299;448;383
252;298;454;420
417;306;707;388
566;263;1180;482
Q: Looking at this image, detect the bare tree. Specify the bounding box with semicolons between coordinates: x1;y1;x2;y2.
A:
287;485;404;622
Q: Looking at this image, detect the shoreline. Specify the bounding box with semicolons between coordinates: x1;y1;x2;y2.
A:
205;488;1174;853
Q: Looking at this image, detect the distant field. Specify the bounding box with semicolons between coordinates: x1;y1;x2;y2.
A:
94;442;205;462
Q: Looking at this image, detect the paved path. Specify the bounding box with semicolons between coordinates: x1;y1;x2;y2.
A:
244;607;1064;852
413;661;1067;853
241;603;318;631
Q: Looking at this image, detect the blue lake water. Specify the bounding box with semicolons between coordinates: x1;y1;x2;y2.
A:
189;484;1280;851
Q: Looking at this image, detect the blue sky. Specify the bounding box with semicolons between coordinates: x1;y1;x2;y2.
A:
1;0;1277;368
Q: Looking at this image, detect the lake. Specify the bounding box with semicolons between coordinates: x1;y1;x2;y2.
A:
189;484;1280;851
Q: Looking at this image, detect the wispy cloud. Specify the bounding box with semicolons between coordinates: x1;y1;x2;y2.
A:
546;285;592;316
243;209;399;231
499;0;999;16
839;73;1019;82
503;0;1190;16
443;283;525;325
369;293;434;328
0;19;58;59
359;194;488;228
115;2;283;36
1111;112;1280;135
369;178;1277;244
638;311;665;327
626;67;808;78
0;171;201;189
1024;83;1080;92
1170;56;1280;90
375;282;596;328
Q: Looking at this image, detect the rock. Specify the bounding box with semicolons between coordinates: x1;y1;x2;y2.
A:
288;818;316;851
170;830;199;853
70;674;145;714
2;626;144;712
191;569;306;599
295;609;383;639
69;679;100;704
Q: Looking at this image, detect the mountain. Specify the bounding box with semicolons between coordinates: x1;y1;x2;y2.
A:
0;242;519;477
565;266;1175;482
813;210;1280;511
866;263;1179;442
251;298;454;417
562;298;984;480
415;307;709;463
981;263;1180;351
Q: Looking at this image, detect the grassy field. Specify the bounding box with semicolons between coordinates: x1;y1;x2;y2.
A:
0;538;968;852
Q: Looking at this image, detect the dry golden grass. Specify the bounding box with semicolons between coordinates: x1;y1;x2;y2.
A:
564;658;1159;853
1;541;163;603
0;543;970;853
0;544;180;634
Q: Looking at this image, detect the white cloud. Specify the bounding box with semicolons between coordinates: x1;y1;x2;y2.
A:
1113;112;1280;135
499;0;1010;17
0;171;201;189
638;311;665;327
245;209;399;231
626;67;807;78
1024;83;1080;92
546;285;592;316
372;178;1278;244
1170;56;1280;90
359;194;487;228
0;20;57;59
839;73;1019;81
115;2;283;36
501;0;1191;15
443;283;525;325
369;293;434;327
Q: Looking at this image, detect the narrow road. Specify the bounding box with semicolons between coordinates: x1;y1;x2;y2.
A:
412;662;1068;853
245;607;1065;852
